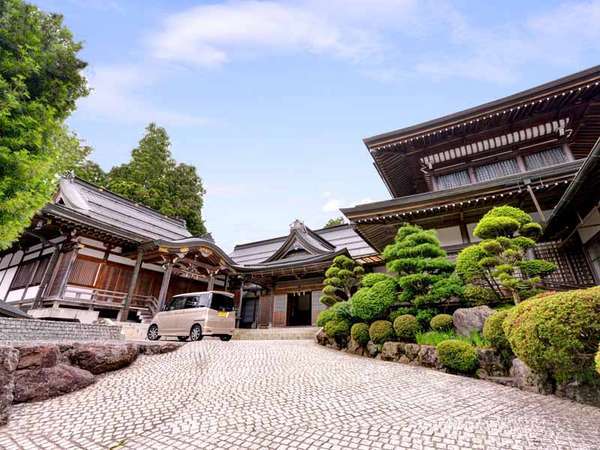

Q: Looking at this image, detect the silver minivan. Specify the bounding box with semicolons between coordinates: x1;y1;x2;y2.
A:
147;291;235;342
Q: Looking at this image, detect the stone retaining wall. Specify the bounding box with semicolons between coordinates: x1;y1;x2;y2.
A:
0;340;183;425
0;318;124;342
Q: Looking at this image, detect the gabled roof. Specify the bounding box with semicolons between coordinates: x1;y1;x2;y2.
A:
49;176;191;243
231;222;377;266
263;220;335;263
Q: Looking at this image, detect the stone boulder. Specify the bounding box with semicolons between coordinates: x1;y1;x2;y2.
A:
453;306;494;337
509;358;553;394
403;343;420;362
346;339;365;356
417;345;440;368
315;329;330;346
476;348;507;377
0;346;19;425
555;380;600;407
381;342;404;362
366;341;379;358
13;364;94;403
67;343;138;375
138;342;182;356
15;344;59;369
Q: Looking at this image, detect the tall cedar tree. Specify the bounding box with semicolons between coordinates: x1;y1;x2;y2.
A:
0;0;88;249
456;206;555;304
107;123;207;236
383;224;461;308
320;255;364;306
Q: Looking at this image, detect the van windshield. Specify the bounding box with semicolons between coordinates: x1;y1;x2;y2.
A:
211;293;234;311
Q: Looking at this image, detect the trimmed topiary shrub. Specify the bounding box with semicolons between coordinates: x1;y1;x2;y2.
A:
369;320;395;345
351;323;370;346
361;272;393;288
437;339;478;373
482;310;511;355
430;314;453;331
320;255;364;306
317;308;336;327
350;278;397;322
393;314;419;342
503;286;600;383
324;319;350;340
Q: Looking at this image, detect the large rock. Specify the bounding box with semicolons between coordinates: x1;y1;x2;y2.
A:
476;348;507;377
417;345;440;368
366;341;379;358
13;364;94;403
403;343;420;362
315;329;330;346
509;358;553;394
555;380;600;407
0;346;19;425
381;342;404;361
453;306;495;337
15;344;59;369
138;342;182;356
346;339;365;356
67;343;138;375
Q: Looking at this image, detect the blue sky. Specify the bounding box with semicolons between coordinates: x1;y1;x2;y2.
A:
33;0;600;252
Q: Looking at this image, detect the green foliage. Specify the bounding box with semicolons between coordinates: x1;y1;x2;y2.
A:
457;206;556;305
324;319;350;339
596;345;600;376
324;217;345;228
430;314;453;331
320;255;363;306
393;315;419;342
416;330;489;347
361;273;392;288
369;320;395;345
349;279;397;322
383;224;458;308
316;308;336;327
388;307;413;322
75;159;109;186
436;340;479;373
482;310;511;355
107;123;207;236
503;286;600;383
415;308;438;330
350;323;370;346
329;301;352;321
0;0;89;249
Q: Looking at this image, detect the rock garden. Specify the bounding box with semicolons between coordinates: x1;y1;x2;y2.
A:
0;340;183;425
315;206;600;407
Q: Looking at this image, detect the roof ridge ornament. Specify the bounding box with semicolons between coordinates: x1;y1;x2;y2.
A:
290;219;307;232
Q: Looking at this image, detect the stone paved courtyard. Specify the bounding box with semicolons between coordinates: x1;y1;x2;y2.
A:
1;340;600;450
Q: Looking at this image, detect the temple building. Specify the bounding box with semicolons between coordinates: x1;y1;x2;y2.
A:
342;65;600;287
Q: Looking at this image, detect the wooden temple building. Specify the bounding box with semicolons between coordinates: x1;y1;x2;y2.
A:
342;65;600;288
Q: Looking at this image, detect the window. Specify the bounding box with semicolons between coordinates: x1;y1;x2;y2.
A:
10;255;52;290
524;148;566;170
185;294;210;309
474;159;519;182
166;297;186;311
435;170;470;190
210;293;234;311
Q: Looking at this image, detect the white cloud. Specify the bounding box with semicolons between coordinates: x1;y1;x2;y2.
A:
321;192;373;213
77;65;209;127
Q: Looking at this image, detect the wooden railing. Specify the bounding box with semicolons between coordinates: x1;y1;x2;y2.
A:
62;287;159;315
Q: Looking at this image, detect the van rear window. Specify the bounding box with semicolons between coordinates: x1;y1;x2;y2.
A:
211;293;234;311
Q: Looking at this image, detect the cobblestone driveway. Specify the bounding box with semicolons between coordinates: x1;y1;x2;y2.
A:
2;340;600;449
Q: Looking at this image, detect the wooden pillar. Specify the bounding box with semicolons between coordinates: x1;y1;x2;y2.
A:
526;184;546;223
207;273;215;291
157;262;173;311
32;245;61;309
236;279;245;327
118;249;143;322
459;213;470;244
57;241;80;298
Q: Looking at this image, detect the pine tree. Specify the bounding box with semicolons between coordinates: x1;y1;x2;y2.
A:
321;255;364;306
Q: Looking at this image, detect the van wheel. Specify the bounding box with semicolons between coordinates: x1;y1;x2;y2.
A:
220;335;232;342
147;324;160;341
190;324;203;341
177;336;188;342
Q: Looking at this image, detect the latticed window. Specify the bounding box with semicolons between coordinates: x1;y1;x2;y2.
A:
435;170;470;190
524;147;566;170
474;159;519;182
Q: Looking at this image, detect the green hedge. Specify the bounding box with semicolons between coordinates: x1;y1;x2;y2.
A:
369;320;395;345
393;315;419;342
503;286;600;383
482;310;511;354
437;340;478;373
316;308;335;327
361;273;392;288
430;314;453;331
351;323;370;346
350;278;397;322
324;319;350;339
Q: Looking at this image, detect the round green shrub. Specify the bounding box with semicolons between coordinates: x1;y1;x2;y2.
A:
351;323;370;346
361;272;391;288
482;310;510;353
369;320;395;344
388;307;414;322
350;279;397;322
474;216;520;239
415;308;437;329
430;314;453;331
329;301;352;321
503;286;600;383
464;284;497;305
324;319;350;339
393;314;419;342
316;308;335;327
455;245;489;282
437;340;478;373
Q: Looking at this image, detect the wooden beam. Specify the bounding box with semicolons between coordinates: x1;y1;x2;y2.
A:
118;249;144;322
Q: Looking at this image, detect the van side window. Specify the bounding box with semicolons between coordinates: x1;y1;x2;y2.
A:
172;297;187;310
211;293;234;311
186;295;210;308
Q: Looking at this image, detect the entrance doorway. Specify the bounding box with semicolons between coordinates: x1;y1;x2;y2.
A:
286;292;312;326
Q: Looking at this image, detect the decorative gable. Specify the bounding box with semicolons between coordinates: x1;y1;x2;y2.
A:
263;220;336;263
